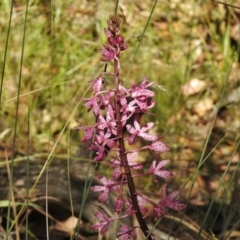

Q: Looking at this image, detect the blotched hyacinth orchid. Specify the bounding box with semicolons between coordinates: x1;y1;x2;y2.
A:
78;14;186;240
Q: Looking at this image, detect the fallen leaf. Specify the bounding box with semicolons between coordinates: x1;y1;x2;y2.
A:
55;216;79;235
193;98;213;116
182;78;206;96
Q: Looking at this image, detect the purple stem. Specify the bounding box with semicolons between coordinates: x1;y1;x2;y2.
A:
113;59;154;240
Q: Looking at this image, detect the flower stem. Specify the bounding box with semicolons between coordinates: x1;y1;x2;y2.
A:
113;59;153;240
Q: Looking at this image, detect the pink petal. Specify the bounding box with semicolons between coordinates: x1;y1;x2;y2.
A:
153;207;164;218
81;127;94;142
90;186;106;192
130;163;143;170
169;202;186;210
98;175;108;185
112;167;121;179
100;222;110;234
168;190;180;200
127;152;138;161
126;124;135;134
115;197;123;213
133;120;140;130
139;132;158;142
155;170;173;178
141;122;154;131
132;89;155;98
94;151;105;161
150;141;169;152
150;160;157;169
91;77;103;92
112;184;120;191
110;158;120;166
135;100;148;110
156;159;170;169
99;189;109;202
128;134;136;145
